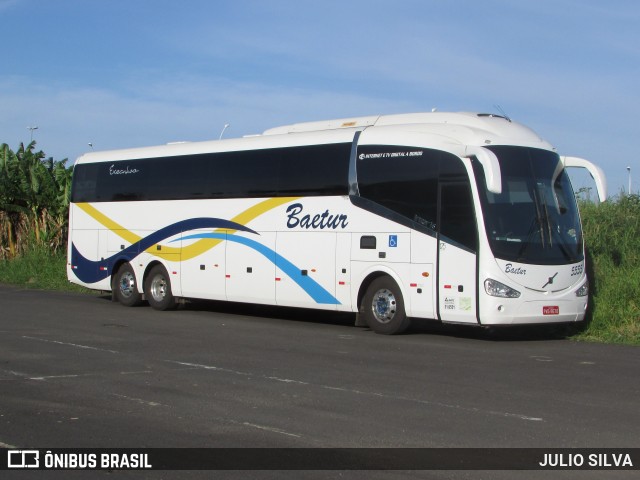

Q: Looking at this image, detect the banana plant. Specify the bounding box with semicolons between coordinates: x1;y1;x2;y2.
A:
0;142;72;258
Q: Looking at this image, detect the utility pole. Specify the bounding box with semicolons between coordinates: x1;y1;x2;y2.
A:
27;126;38;142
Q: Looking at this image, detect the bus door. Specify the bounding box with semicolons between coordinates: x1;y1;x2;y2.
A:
437;181;479;324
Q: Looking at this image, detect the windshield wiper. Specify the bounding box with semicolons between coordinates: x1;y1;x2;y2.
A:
532;188;546;248
541;189;576;262
516;187;550;262
540;190;553;248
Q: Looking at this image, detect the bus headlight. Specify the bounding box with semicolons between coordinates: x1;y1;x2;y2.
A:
576;281;589;297
484;278;521;298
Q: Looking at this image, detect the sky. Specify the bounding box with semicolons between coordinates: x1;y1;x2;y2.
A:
1;0;639;198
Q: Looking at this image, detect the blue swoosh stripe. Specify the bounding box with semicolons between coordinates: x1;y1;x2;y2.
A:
179;233;340;305
70;217;256;284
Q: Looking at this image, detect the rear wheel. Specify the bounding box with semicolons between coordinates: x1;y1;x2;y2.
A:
144;264;176;311
113;263;142;307
362;276;410;334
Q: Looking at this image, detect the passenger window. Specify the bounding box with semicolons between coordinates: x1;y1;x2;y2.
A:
357;146;439;231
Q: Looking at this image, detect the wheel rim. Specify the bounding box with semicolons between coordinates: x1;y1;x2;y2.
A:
119;272;136;298
371;288;397;323
149;273;168;302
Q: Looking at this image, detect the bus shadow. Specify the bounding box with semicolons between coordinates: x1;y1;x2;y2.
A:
98;294;582;342
409;319;583;342
181;298;358;329
96;293;355;327
181;297;581;342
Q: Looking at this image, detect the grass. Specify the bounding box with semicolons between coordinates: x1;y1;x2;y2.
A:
0;247;88;293
575;195;640;344
1;197;639;345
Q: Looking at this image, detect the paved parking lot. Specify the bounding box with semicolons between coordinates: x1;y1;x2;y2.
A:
1;285;638;479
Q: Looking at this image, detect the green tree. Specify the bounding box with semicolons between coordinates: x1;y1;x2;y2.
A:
0;142;72;258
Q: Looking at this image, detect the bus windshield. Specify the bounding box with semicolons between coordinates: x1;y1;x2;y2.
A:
474;146;583;265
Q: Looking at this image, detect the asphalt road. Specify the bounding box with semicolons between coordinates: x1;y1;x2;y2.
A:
0;284;638;479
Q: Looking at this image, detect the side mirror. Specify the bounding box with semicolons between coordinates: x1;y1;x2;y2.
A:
561;156;608;202
466;146;502;194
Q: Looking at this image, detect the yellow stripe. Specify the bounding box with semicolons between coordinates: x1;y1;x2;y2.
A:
75;197;299;261
76;203;141;244
178;197;298;261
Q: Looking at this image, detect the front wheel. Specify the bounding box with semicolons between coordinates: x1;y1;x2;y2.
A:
144;264;176;311
362;276;411;334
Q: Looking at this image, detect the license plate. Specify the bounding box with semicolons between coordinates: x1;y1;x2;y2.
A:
543;306;560;315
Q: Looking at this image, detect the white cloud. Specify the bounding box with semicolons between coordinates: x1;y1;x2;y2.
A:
2;0;638;196
1;60;636;195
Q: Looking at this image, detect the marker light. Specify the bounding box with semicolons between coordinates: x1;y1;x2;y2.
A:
484;278;521;298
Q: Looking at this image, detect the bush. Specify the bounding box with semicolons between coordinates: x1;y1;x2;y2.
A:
579;195;640;343
0;247;85;291
0;142;72;260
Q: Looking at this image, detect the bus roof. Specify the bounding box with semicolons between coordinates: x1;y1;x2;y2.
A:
74;111;553;165
263;111;546;143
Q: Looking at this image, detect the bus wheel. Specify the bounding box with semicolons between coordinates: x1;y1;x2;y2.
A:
113;263;142;307
363;276;410;334
144;264;176;311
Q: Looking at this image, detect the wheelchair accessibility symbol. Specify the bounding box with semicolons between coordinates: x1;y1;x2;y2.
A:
388;235;398;248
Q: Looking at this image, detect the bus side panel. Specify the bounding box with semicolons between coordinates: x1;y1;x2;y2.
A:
68;228;102;288
225;231;276;305
67;203;112;290
350;232;410;264
438;243;478;324
180;230;227;301
409;231;436;319
66;203;74;282
275;231;338;309
407;263;435;319
335;233;352;312
107;230;134;254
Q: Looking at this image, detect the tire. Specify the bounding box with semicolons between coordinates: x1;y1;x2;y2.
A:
362;276;411;334
113;263;143;307
144;264;176;311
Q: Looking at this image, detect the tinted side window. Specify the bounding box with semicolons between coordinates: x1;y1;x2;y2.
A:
71;162;99;202
357;145;477;251
71;143;351;202
439;182;477;251
357;146;440;231
213;149;280;198
278;143;350;196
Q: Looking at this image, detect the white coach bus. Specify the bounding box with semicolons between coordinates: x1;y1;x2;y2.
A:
67;112;607;334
